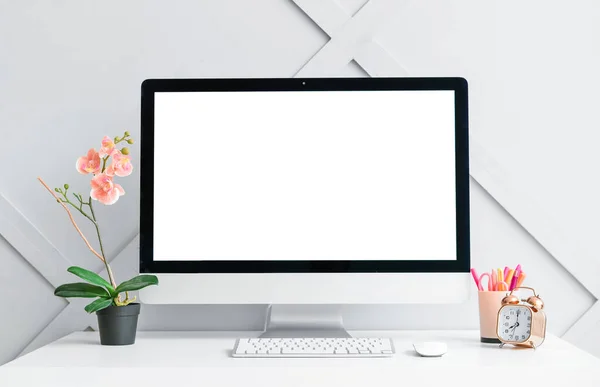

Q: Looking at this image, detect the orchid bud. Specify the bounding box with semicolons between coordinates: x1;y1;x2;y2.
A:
127;139;134;144
124;131;130;136
54;188;59;192
64;184;69;190
121;147;130;155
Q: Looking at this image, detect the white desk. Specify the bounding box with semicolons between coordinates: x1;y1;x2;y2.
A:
2;330;599;386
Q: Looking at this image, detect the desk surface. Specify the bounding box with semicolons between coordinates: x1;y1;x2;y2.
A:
2;330;600;386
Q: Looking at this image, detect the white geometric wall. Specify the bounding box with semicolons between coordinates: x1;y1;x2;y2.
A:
1;0;599;365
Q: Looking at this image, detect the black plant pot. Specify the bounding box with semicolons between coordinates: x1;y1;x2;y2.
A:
96;303;141;346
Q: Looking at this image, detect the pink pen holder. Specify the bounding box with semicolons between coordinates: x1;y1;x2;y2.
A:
478;291;506;343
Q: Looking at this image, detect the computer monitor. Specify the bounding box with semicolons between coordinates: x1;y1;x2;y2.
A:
139;78;470;337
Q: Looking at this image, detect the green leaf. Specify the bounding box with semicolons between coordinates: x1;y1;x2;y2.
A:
54;283;111;298
67;266;115;294
84;298;113;313
115;275;159;293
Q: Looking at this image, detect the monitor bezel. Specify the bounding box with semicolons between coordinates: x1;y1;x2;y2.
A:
140;77;470;273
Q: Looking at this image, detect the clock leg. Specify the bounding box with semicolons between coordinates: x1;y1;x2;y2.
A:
499;343;505;348
530;341;536;350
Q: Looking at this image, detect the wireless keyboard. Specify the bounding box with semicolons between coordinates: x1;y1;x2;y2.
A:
232;337;395;358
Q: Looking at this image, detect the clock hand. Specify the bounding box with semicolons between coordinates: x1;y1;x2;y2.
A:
512;311;520;334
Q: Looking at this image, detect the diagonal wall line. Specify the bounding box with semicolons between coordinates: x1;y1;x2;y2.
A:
293;0;407;77
292;0;349;35
19;299;94;356
469;138;600;298
0;193;73;289
563;302;600;344
353;41;409;77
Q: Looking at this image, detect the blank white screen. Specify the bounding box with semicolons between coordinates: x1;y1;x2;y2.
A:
153;90;456;261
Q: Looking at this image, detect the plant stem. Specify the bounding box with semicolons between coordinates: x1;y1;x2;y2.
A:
101;156;108;173
61;197;119;291
62;197;95;224
88;197;118;291
37;178;106;263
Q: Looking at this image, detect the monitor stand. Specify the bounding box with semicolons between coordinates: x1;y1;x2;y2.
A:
259;305;351;338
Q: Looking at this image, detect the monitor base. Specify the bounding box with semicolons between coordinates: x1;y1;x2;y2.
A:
259;304;351;338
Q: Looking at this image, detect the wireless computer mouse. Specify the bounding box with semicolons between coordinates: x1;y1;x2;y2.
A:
413;342;447;357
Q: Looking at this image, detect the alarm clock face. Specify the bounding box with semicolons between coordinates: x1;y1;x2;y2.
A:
498;305;532;343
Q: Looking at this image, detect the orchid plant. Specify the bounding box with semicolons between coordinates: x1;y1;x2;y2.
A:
38;131;157;314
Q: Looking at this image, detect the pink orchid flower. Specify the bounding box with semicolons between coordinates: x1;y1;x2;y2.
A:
90;173;125;205
99;136;116;158
76;149;101;175
106;150;133;177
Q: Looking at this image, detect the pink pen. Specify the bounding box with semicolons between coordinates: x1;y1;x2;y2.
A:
503;266;510;280
514;264;522;278
510;265;522;290
491;270;497;291
470;268;482;291
478;273;491;292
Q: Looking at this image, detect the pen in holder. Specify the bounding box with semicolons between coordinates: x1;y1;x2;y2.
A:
478;290;506;343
